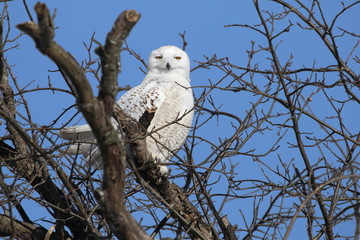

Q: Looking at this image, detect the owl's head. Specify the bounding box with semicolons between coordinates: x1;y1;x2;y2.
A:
148;45;190;79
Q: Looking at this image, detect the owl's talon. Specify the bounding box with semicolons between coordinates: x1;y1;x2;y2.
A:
158;165;169;176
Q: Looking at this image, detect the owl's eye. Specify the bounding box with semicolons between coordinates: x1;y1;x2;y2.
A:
174;56;182;60
155;55;163;59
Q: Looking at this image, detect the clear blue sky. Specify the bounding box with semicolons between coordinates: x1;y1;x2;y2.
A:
4;1;360;239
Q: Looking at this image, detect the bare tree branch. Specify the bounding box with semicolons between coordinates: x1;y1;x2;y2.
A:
0;214;63;240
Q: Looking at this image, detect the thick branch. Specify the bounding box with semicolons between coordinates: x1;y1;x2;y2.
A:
0;214;62;240
93;8;149;240
114;105;214;240
97;9;140;111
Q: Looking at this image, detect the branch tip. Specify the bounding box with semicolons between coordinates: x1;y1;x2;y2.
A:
126;10;141;23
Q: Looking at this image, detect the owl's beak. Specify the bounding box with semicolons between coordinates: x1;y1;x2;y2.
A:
166;62;171;70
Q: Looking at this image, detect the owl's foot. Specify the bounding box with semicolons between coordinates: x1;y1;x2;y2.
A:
158;165;169;176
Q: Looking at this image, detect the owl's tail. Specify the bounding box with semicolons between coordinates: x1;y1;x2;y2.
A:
59;124;101;165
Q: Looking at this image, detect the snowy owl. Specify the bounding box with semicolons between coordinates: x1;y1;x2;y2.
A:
60;45;194;175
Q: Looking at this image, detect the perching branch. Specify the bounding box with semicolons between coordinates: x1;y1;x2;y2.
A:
114;105;215;240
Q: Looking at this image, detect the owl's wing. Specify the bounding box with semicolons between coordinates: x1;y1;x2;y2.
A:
142;86;166;113
118;81;165;122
